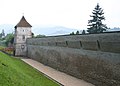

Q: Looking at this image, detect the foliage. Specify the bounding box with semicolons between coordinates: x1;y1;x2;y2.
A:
0;38;6;46
0;44;14;55
76;31;79;35
5;33;14;46
70;31;80;35
82;30;86;34
0;33;2;38
35;34;46;38
0;29;5;38
32;32;34;38
87;3;108;34
0;46;13;55
70;32;75;35
0;52;59;86
0;46;5;51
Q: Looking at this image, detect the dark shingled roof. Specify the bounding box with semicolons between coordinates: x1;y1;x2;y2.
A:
15;16;32;28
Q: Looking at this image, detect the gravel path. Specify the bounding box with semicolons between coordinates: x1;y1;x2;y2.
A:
22;59;94;86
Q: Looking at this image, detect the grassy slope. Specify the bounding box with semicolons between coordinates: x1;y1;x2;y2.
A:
0;52;59;86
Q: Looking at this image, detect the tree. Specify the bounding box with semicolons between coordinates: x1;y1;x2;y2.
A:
2;29;5;37
35;34;46;38
70;32;75;35
76;31;79;35
0;33;2;38
82;30;86;34
5;33;14;46
32;32;34;38
87;3;108;34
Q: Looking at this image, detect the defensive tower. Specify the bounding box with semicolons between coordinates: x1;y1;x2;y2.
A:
14;16;32;56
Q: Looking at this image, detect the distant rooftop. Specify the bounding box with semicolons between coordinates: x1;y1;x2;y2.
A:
15;16;32;28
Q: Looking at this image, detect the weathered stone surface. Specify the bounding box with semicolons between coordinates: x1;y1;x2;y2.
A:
27;32;120;86
27;33;120;53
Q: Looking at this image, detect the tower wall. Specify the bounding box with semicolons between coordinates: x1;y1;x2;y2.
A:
14;27;32;56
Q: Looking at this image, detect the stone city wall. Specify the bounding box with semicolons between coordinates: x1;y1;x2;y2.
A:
27;32;120;86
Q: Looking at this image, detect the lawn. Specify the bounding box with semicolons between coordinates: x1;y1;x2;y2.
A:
0;51;59;86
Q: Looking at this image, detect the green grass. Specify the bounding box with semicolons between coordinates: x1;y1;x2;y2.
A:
0;52;59;86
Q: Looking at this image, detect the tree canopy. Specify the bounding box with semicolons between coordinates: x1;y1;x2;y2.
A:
87;3;108;34
35;34;46;38
5;33;14;46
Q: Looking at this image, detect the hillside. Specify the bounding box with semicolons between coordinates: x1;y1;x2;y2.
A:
0;24;120;36
0;51;59;86
0;24;78;36
32;25;78;36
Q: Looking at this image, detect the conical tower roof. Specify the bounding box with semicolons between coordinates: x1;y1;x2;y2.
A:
15;16;32;28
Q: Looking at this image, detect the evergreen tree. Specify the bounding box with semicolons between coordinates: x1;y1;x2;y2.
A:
87;3;108;34
82;30;86;34
0;33;2;38
70;32;75;35
76;31;79;35
2;29;5;37
32;32;34;38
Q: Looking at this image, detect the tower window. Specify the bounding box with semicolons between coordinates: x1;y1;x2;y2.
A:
22;35;25;41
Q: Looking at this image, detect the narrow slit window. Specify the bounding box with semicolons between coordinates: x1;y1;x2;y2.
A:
22;35;25;41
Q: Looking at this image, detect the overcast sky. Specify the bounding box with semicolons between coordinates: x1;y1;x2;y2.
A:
0;0;120;29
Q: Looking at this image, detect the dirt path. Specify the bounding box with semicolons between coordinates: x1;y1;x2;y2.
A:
22;59;94;86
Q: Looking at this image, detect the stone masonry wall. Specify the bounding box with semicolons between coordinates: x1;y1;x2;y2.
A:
27;32;120;86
